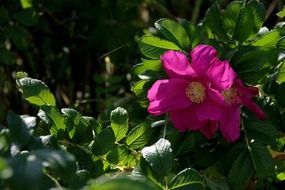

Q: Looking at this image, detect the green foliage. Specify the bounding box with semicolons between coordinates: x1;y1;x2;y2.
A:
139;35;181;59
111;107;129;142
155;18;190;50
141;138;173;177
0;0;285;189
17;77;56;107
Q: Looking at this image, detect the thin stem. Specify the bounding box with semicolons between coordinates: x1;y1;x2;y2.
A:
46;173;62;189
241;118;251;151
164;176;169;190
163;113;169;139
191;0;202;25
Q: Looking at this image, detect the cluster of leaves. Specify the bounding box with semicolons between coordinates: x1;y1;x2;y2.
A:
133;0;285;189
0;72;206;189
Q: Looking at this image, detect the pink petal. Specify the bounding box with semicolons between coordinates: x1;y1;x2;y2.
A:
195;86;224;121
235;79;258;97
161;50;197;79
235;79;266;120
191;45;218;75
219;106;241;142
240;98;266;120
195;101;222;121
147;79;192;115
169;108;205;132
205;60;237;90
199;121;218;139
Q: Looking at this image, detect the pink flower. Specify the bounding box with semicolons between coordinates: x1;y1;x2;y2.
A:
214;79;266;142
147;45;237;140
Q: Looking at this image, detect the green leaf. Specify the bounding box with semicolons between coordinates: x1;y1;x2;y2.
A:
247;1;265;33
277;5;285;18
133;59;161;76
34;149;76;179
252;30;280;47
125;122;152;149
16;71;28;79
155;18;190;50
249;142;274;179
92;127;115;156
277;36;285;51
107;145;137;167
89;176;160;190
227;150;254;190
232;3;254;42
0;158;12;179
141;138;173;177
41;106;65;136
277;62;285;84
231;46;277;83
205;2;228;41
20;0;33;9
139;35;181;59
224;1;264;40
245;121;279;146
0;48;16;65
61;108;92;142
131;80;150;97
17;77;56;107
7;112;33;146
110;107;129;142
169;168;204;190
223;1;243;36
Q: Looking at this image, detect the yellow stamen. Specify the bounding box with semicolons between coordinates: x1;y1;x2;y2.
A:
185;82;206;103
222;87;237;104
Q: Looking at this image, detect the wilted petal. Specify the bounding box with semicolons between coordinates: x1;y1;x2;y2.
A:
161;50;197;79
220;106;241;142
147;79;192;115
191;45;218;75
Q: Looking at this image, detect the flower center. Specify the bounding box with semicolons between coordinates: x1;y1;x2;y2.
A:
222;87;237;104
185;82;206;103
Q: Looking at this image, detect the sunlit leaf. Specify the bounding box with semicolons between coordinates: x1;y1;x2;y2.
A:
139;35;181;59
277;5;285;18
205;2;228;41
110;107;129;142
125;122;152;149
277;62;285;84
169;168;204;190
141;138;173;177
17;77;56;107
155;18;190;50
